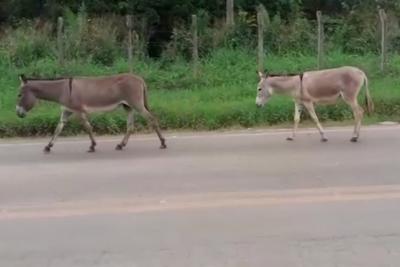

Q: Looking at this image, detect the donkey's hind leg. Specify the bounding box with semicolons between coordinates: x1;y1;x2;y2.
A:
116;109;135;150
346;100;364;142
44;110;73;153
139;108;167;149
77;113;97;152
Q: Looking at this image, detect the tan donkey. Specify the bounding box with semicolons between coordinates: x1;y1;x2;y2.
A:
256;66;374;142
16;73;167;153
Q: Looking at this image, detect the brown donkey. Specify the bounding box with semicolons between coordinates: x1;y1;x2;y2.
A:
256;66;374;142
16;73;167;152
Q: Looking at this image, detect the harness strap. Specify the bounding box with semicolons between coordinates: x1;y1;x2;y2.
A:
299;73;304;101
68;77;73;97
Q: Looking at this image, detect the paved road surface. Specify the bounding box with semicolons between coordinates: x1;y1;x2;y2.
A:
1;125;400;266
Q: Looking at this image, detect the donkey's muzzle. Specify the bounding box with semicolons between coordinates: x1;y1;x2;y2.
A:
255;96;266;108
16;106;26;118
256;102;265;108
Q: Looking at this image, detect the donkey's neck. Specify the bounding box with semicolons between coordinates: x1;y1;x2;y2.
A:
267;76;300;95
29;80;68;104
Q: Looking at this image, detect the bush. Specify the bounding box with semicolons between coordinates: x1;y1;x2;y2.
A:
328;11;378;54
1;20;55;67
1;49;400;137
1;7;400;137
224;9;257;49
266;13;314;55
63;6;124;65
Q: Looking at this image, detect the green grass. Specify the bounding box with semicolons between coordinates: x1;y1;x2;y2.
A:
1;48;400;137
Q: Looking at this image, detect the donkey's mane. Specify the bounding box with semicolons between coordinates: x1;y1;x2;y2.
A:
268;73;300;77
24;77;70;81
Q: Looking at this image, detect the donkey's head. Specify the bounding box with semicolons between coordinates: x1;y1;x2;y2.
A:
16;75;37;118
255;71;273;107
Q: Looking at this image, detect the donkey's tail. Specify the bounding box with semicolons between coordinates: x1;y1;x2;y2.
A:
363;72;374;115
143;82;150;111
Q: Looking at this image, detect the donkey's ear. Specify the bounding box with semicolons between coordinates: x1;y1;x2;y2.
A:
257;70;266;79
19;74;27;84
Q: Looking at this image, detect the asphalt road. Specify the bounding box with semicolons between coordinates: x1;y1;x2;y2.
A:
1;125;400;267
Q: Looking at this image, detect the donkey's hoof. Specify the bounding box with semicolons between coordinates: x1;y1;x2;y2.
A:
43;146;51;153
286;137;294;141
160;144;167;149
87;147;96;153
115;144;124;150
350;137;358;143
321;138;328;142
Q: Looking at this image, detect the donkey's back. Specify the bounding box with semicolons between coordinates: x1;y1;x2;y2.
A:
305;66;365;88
304;66;366;102
70;73;147;113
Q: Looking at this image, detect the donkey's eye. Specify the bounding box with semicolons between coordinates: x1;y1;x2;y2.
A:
258;88;262;91
17;93;21;97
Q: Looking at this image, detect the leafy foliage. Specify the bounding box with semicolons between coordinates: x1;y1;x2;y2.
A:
1;0;400;136
1;48;400;136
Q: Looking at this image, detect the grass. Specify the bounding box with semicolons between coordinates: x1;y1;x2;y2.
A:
1;48;400;137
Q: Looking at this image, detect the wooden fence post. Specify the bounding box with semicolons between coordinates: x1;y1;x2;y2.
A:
257;5;264;72
172;27;178;58
192;14;199;77
57;17;64;67
379;9;387;73
226;0;234;27
316;10;323;69
126;15;134;73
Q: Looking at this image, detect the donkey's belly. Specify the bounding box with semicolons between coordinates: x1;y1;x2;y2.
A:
83;101;128;113
314;95;340;105
307;91;341;105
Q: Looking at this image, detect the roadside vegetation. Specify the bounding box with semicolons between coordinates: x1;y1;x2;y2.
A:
0;1;399;137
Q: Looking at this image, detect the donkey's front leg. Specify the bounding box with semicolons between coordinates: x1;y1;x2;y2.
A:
44;110;73;153
287;102;302;141
77;113;97;152
303;102;328;142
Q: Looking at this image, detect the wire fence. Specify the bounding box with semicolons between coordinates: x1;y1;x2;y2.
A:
1;4;397;75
